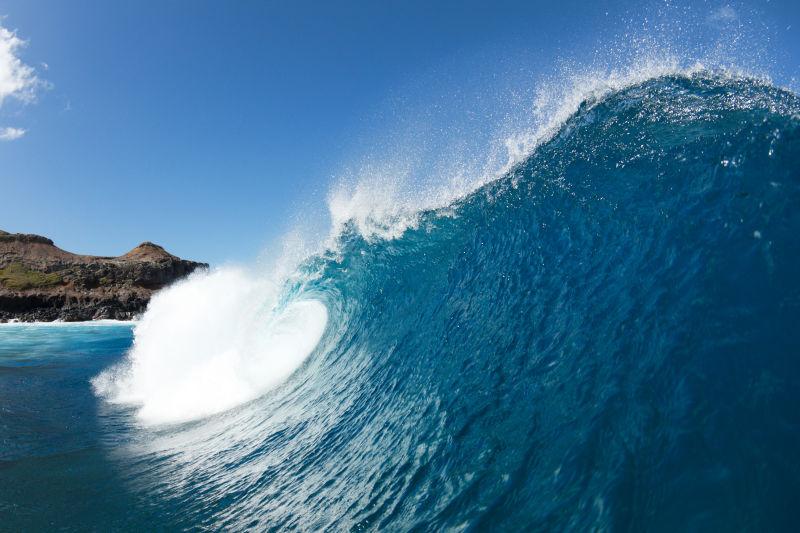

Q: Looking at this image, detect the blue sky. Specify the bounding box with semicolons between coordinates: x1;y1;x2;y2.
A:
0;0;798;264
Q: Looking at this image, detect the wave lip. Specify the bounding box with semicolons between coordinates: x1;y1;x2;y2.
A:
92;268;328;425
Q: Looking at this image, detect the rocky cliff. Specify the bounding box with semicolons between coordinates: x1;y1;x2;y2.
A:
0;230;207;322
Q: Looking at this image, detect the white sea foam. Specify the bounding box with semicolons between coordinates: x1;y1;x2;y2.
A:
0;319;136;327
92;267;328;425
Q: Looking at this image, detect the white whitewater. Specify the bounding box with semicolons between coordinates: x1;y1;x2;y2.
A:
92;267;328;425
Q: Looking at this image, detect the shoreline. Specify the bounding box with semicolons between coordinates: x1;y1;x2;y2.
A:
0;319;138;327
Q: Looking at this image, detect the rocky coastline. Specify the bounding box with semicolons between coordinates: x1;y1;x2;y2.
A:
0;230;207;322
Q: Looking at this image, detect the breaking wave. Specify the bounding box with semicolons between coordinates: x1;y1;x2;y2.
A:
93;66;800;530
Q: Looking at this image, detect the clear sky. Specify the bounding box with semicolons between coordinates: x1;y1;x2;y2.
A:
0;0;798;265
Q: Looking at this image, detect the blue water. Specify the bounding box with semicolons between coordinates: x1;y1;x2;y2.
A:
2;73;800;531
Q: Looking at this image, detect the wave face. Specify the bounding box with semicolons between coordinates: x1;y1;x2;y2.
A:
98;73;800;530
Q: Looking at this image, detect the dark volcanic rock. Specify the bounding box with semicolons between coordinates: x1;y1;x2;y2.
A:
0;231;207;322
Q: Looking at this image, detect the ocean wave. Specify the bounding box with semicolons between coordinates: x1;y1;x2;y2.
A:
92;69;799;530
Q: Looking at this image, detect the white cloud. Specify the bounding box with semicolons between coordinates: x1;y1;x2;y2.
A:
0;22;44;139
0;24;40;107
0;126;25;140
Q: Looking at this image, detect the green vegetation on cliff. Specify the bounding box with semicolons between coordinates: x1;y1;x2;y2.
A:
0;263;62;290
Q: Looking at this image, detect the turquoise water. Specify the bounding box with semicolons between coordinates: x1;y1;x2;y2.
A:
0;324;141;527
1;73;800;530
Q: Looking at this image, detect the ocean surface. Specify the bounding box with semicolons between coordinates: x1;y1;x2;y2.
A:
2;72;800;531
